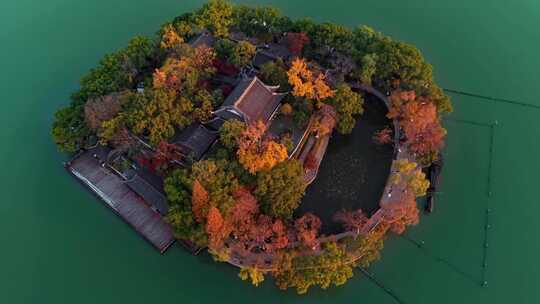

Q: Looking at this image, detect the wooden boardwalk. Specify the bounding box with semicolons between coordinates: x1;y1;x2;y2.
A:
66;150;175;253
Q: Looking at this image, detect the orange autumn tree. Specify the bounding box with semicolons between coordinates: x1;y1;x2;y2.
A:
237;121;288;174
153;46;216;91
192;179;210;222
294;213;322;249
160;24;184;49
206;206;231;249
373;127;393;145
287;58;334;102
380;191;419;235
388;91;446;157
333;209;369;232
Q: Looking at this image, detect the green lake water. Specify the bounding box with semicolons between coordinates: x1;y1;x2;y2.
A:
2;0;540;303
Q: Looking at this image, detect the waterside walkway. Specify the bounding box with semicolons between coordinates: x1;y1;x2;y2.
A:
65;148;175;253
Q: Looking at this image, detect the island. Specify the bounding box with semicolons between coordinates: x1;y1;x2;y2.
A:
52;0;451;294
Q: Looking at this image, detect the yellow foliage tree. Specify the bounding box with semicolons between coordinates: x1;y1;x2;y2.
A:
160;24;184;49
390;159;430;197
237;121;288;174
287;58;334;101
239;268;265;287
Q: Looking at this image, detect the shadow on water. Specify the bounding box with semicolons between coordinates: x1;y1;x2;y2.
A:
296;96;395;234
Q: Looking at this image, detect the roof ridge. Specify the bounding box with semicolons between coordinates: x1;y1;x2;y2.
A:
234;77;258;107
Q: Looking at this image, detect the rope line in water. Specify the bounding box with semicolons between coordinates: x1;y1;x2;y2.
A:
399;235;482;286
444;117;493;128
443;88;540;109
400;119;497;288
359;268;407;304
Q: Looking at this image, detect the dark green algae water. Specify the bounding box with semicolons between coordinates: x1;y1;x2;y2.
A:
3;0;540;303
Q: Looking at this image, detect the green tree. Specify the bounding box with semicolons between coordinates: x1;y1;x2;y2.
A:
259;59;290;91
214;38;236;61
352;25;452;114
357;53;378;86
195;0;233;38
230;41;257;68
232;5;291;41
51;104;90;152
164;169;208;246
254;160;305;219
307;22;354;61
191;159;239;214
327;84;364;134
273;242;354;294
124;89;194;145
74;36;156;103
219;119;246;150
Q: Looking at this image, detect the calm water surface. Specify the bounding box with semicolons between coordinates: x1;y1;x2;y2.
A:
2;1;540;303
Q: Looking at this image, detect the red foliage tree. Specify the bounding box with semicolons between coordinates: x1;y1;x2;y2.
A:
333;209;369;232
230;187;259;233
294;213;322;249
388;92;446;156
380;191;419;235
141;140;183;174
268;219;289;251
373;127;393;145
285;32;310;57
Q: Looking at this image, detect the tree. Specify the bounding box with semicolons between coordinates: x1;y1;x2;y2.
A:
141;140;184;173
232;5;290;41
373;127;393;145
206;206;231;249
164;169;208;246
333;209;368;232
75;36;156;102
213;38;236;61
308;22;354;58
285;32;309;57
352;25;452;114
160;24;184;49
237;121;288;174
294;213;321;249
287;58;334;102
259;59;290;91
170;12;198;41
312;104;337;137
357;53;377;85
387;92;446;157
192;179;210;222
239;268;265;287
230;41;257;68
390;159;430;197
125;89;194;145
280;103;293;115
326;83;364;134
192;89;215;122
219;119;246;150
195;0;233;38
191;159;240;214
273;242;353;294
84;92;125;131
51;104;90;152
230;187;259;233
153;46;216;92
255;160;305;219
381;190;419;235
